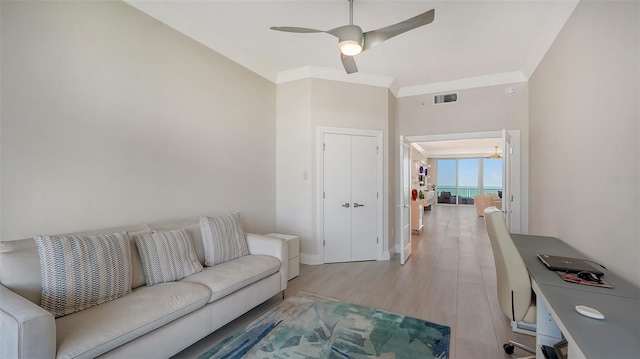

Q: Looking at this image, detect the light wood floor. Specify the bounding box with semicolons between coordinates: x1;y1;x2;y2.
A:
174;205;535;358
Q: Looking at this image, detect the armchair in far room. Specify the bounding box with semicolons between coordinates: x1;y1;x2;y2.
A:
437;191;457;204
488;193;503;209
484;206;536;357
473;195;494;216
437;191;451;203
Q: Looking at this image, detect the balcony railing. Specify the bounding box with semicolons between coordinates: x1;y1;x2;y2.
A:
437;186;502;204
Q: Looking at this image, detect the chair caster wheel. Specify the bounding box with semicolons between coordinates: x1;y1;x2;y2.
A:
503;343;515;354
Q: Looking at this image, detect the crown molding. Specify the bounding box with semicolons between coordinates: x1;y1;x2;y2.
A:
276;68;527;98
396;71;528;98
276;66;397;93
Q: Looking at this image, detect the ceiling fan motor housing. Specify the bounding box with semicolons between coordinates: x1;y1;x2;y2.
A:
333;24;364;56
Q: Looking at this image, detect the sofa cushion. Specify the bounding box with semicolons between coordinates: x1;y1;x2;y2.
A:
134;229;203;286
182;255;280;303
147;218;205;265
54;281;210;359
200;212;249;266
34;231;132;318
0;238;43;305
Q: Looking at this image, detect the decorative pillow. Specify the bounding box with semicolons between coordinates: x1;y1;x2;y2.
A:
134;229;203;286
200;212;249;266
34;231;132;318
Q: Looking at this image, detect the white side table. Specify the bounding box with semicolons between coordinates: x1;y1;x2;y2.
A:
264;233;299;280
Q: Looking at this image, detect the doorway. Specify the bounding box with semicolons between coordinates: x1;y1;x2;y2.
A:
399;130;524;247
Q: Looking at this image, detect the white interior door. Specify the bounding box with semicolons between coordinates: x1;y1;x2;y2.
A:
323;133;378;263
324;134;352;263
351;135;378;261
400;136;411;265
502;129;513;230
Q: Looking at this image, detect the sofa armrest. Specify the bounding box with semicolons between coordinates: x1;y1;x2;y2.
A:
245;233;288;291
1;285;56;359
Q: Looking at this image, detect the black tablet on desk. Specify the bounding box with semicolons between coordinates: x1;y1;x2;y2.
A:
537;254;604;276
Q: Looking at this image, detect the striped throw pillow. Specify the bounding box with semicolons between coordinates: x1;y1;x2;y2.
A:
134;229;203;286
200;212;249;266
34;231;132;318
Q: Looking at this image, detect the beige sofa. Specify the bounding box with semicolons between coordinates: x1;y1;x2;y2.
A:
0;216;288;359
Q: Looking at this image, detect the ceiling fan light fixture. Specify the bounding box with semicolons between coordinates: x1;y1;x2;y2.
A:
487;145;502;159
339;40;362;56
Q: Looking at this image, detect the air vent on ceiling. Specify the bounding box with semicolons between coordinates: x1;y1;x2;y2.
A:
434;92;458;105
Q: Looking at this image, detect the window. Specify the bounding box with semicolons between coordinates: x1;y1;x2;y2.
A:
436;159;457;197
437;157;503;205
483;158;503;196
458;158;479;203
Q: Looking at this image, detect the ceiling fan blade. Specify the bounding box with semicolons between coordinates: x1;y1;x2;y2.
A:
363;9;435;50
327;24;363;40
341;53;358;74
270;26;324;34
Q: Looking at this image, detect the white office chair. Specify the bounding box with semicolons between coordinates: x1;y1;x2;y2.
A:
484;206;536;356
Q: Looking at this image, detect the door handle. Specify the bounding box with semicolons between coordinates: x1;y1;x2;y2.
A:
341;203;350;208
354;203;364;208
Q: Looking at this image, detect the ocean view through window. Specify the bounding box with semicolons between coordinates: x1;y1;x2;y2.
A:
437;157;502;204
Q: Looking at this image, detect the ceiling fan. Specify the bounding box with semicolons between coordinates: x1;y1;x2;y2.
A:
487;146;502;159
270;0;435;74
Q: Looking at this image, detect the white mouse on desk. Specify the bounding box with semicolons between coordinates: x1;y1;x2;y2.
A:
575;305;605;319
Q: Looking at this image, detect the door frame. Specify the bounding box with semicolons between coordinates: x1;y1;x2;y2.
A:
399;136;412;265
316;127;385;263
403;130;525;233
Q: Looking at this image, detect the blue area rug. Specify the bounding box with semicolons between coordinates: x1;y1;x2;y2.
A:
198;291;450;359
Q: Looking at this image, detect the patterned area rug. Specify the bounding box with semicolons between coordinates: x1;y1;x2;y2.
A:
197;291;450;359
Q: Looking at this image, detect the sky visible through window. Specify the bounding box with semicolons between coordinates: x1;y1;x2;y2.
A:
437;158;502;190
483;159;502;188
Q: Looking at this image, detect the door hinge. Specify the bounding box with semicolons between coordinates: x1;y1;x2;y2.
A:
376;146;379;154
323;192;326;199
323;240;326;246
377;237;379;244
323;143;326;151
377;192;379;199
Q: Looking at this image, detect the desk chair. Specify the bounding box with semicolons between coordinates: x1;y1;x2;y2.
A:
484;206;536;356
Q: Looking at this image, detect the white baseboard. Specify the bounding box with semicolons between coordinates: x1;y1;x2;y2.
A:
300;253;323;265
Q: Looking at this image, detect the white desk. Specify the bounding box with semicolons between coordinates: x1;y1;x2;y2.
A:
511;234;640;359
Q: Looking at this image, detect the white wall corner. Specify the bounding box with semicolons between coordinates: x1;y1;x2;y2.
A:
300;253;323;266
521;0;580;79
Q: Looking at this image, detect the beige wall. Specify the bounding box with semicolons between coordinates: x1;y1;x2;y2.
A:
276;79;391;263
529;1;640;287
275;79;313;253
0;1;276;240
427;158;438;187
396;83;529;137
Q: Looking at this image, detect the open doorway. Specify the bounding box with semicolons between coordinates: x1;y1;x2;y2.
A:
401;130;523;233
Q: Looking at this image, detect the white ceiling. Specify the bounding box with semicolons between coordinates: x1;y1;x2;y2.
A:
125;0;579;96
415;138;503;157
